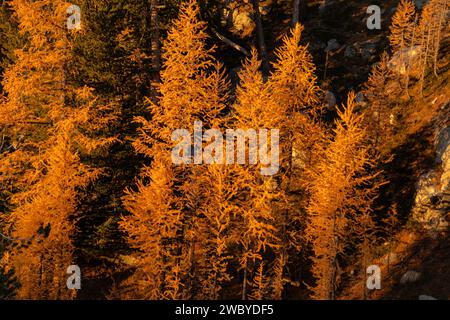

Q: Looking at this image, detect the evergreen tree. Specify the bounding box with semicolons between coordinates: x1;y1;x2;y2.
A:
63;0;189;274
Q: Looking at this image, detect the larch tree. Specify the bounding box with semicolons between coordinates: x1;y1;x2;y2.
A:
269;23;323;184
1;114;104;299
363;52;395;154
267;23;324;299
231;50;284;300
186;164;237;299
388;0;417;54
0;1;24;90
388;0;418;94
0;0;113;299
120;157;184;299
417;0;449;93
120;0;229;299
305;93;380;300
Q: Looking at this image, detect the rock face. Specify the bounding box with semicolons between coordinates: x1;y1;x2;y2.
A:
412;112;450;231
388;46;422;77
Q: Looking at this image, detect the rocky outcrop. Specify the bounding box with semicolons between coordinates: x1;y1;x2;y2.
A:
388;46;422;77
412;106;450;231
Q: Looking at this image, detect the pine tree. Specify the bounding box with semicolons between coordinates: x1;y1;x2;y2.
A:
69;0;160;271
305;93;380;300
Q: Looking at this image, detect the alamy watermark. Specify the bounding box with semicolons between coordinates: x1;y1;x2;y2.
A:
67;4;81;30
66;265;81;290
367;5;381;30
366;265;381;290
171;121;280;176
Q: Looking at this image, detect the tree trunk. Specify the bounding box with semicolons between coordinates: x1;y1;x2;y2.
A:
292;0;300;26
251;0;269;73
150;0;161;81
405;16;418;98
242;267;248;300
433;3;445;77
292;0;306;26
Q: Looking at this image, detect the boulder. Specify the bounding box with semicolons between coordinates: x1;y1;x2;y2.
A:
355;92;366;105
419;295;437;300
325;39;340;52
344;46;356;58
231;8;255;38
400;271;421;284
324;90;336;110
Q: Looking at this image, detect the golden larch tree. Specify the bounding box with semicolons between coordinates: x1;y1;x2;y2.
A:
120;0;229;299
388;0;417;53
305;93;379;300
363;51;395;153
0;0;113;299
231;50;284;300
267;24;324;299
417;0;449;92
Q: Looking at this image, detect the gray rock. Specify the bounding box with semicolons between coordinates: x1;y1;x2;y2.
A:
419;295;437;300
435;127;450;165
344;46;356;58
355;92;366;105
400;271;421;284
325;39;340;52
414;0;428;9
221;2;255;38
324;91;336;109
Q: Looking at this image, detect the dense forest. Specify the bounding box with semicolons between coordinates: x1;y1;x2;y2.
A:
0;0;449;300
